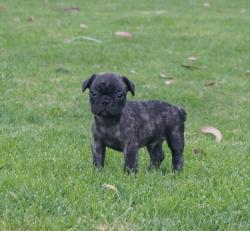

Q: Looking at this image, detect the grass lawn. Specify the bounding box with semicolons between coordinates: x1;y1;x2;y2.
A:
0;0;250;230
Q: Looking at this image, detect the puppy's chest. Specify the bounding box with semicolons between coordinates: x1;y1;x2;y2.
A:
95;124;125;151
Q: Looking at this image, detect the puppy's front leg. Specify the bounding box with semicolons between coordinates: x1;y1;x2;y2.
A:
124;144;138;174
92;136;106;169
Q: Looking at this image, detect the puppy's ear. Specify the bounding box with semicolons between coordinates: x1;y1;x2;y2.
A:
122;76;135;96
82;74;96;93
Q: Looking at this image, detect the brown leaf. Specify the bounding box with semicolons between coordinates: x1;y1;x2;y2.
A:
142;10;166;15
0;4;5;12
80;23;88;29
193;148;205;156
187;56;198;62
56;67;71;74
203;3;211;7
181;64;200;69
205;81;215;87
9;191;18;200
159;72;167;78
181;64;207;70
200;126;222;143
64;7;80;13
241;9;246;14
102;183;119;193
164;79;175;85
64;36;102;44
115;31;132;38
14;17;20;22
99;224;107;231
28;16;35;22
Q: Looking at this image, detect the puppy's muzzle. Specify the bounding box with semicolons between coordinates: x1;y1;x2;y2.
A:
102;96;112;106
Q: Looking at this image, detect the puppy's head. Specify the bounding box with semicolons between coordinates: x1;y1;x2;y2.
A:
82;73;135;118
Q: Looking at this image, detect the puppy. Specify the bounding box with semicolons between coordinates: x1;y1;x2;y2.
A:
82;73;186;174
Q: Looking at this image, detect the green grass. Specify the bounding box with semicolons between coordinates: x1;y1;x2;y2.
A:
0;0;250;230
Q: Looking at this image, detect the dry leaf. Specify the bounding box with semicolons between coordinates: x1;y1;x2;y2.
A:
205;81;215;87
115;31;132;38
102;183;118;193
181;64;200;69
9;191;18;200
187;56;197;62
164;79;175;85
56;67;71;74
142;10;166;15
64;36;102;44
80;23;88;29
155;10;167;15
14;17;20;22
99;224;107;231
193;148;205;155
241;9;246;14
44;0;49;4
160;72;174;79
246;70;250;74
203;3;210;7
28;16;35;22
160;72;167;78
64;7;80;13
0;4;5;12
200;126;222;143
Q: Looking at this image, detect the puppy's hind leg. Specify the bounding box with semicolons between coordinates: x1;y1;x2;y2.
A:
166;125;184;172
147;141;165;170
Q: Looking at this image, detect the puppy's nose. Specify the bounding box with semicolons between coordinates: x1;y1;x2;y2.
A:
102;97;111;105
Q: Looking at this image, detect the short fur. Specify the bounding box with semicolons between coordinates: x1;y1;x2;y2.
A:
82;73;186;174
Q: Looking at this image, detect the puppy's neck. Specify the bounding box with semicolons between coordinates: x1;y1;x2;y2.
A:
94;115;122;127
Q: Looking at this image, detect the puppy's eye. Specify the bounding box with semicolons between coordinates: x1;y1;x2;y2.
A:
90;90;98;97
115;92;123;98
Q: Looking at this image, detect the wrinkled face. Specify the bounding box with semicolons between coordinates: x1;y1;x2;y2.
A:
82;73;135;118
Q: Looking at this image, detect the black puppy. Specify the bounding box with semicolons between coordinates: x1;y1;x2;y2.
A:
82;73;186;174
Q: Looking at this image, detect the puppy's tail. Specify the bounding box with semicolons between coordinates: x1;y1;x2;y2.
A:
178;108;187;122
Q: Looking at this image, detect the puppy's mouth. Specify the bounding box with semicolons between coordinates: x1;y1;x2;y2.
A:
97;108;112;117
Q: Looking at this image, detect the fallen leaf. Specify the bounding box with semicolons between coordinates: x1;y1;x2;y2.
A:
187;56;198;62
102;183;119;193
241;9;246;14
130;70;136;74
44;0;49;4
64;7;80;13
9;191;18;200
14;17;20;22
0;4;5;12
93;64;102;69
181;64;200;69
205;81;215;87
200;126;222;143
246;70;250;74
164;79;175;85
115;31;132;38
80;23;88;29
193;148;205;155
233;128;241;134
56;67;71;74
155;10;167;14
64;36;102;44
99;224;107;231
160;72;167;78
142;10;167;15
28;16;35;22
203;3;210;7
